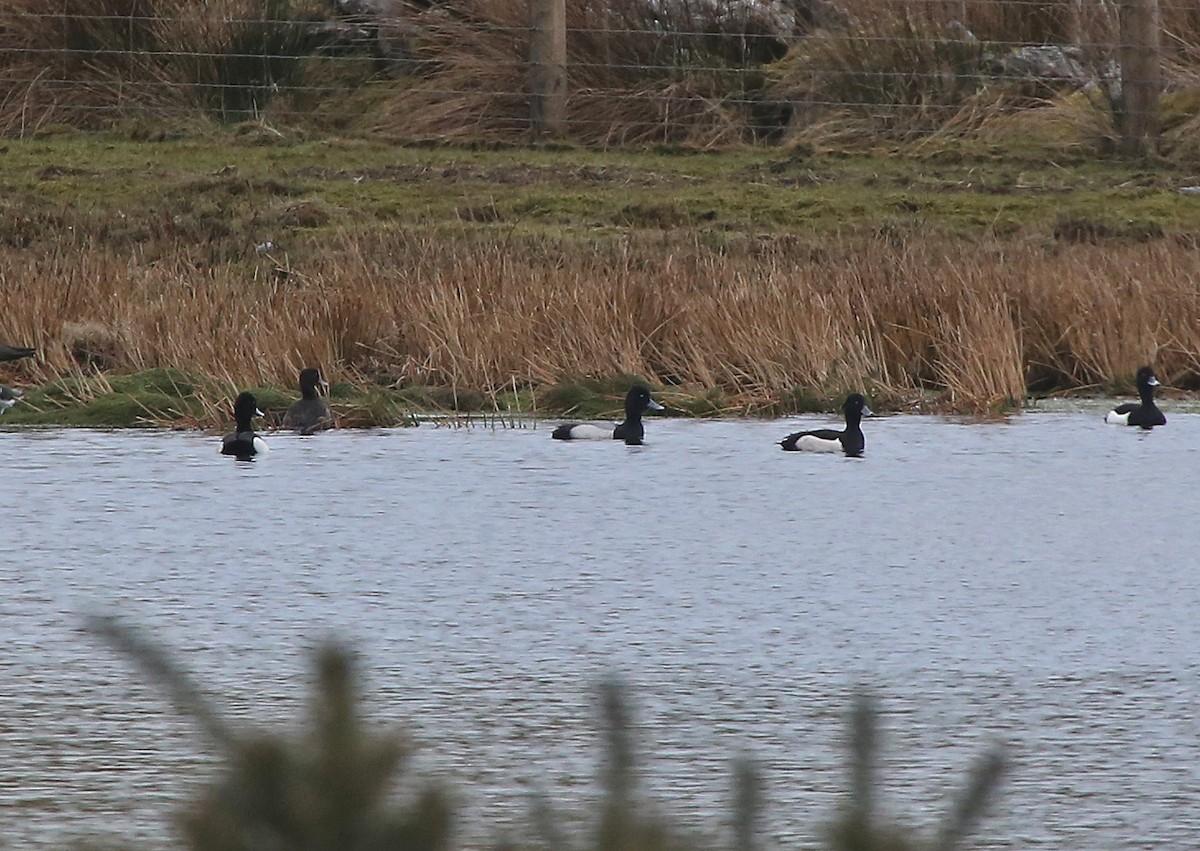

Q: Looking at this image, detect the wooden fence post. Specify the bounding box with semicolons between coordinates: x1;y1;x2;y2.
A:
530;0;567;138
1118;0;1161;155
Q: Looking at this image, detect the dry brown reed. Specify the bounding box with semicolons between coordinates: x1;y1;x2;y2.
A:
2;0;1197;148
832;0;1198;55
0;0;353;134
370;0;774;146
1;0;207;133
3;230;1199;417
369;0;1200;147
370;0;1200;148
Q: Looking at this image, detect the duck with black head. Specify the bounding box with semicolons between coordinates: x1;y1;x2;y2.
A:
283;367;333;435
1105;366;1166;429
221;392;270;460
552;385;664;446
780;393;873;458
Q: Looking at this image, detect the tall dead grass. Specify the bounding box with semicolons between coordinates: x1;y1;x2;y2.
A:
2;0;1198;147
833;0;1198;57
372;0;780;145
0;0;365;134
2;230;1198;415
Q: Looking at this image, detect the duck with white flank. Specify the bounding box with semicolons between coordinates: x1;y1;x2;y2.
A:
780;394;873;458
220;392;270;459
1105;366;1166;429
552;385;664;446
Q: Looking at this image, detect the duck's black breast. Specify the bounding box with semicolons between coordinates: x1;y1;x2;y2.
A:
613;418;645;444
1128;405;1166;428
221;431;259;457
840;427;865;457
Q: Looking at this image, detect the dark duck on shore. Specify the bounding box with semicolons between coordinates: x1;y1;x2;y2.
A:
552;385;664;446
0;343;35;362
221;392;270;459
1105;366;1166;429
780;393;873;458
283;367;333;435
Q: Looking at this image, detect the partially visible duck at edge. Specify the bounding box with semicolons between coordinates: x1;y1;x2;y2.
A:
552;385;665;446
0;384;22;415
0;343;35;362
1105;365;1166;429
780;393;873;458
283;367;333;435
221;392;270;459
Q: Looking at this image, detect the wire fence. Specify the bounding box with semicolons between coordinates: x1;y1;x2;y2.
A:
1;0;1196;150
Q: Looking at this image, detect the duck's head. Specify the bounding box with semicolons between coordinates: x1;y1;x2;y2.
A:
625;385;664;417
844;393;874;418
1135;366;1160;389
299;367;329;399
233;392;264;424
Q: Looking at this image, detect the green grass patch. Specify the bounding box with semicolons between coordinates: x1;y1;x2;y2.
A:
539;375;656;419
0;369;736;429
3;368;212;427
3;133;1200;252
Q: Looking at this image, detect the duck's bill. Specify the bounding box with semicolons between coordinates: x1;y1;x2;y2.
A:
647;399;665;411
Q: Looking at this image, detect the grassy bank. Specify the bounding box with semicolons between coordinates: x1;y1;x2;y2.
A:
2;132;1200;427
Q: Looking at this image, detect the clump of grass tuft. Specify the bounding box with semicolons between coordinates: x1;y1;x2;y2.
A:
82;617;1008;851
4;364;217;427
86;615;452;851
587;679;710;851
829;695;1005;851
335;385;423;429
62;320;129;370
540;375;654;418
772;12;990;145
368;0;783;146
765;387;840;417
396;384;488;412
0;0;375;134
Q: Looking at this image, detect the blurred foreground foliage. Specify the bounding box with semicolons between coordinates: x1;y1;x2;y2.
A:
85;616;1005;851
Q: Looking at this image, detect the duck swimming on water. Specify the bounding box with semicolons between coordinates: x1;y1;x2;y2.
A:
1105;366;1166;429
551;385;664;446
283;367;333;435
780;394;873;458
221;392;270;459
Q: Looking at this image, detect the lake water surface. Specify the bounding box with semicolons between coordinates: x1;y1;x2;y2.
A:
2;409;1199;849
